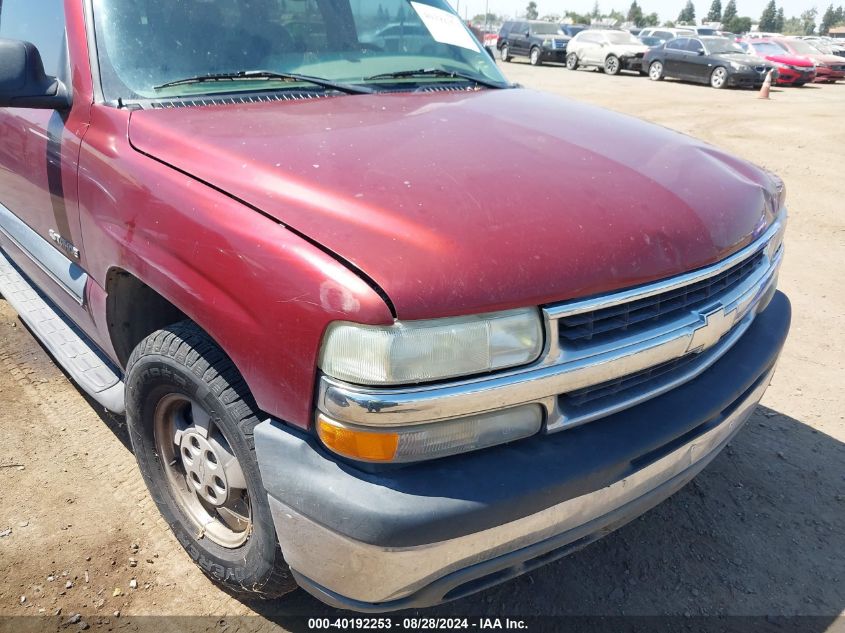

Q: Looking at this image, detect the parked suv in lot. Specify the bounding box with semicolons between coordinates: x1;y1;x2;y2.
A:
0;0;790;612
498;20;570;65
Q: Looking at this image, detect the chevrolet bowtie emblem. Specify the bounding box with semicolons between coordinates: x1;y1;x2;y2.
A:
687;305;737;354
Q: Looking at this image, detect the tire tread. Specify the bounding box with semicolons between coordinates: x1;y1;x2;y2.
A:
126;320;297;599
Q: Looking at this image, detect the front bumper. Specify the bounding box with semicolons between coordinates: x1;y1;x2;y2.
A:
622;56;644;71
729;68;778;87
254;292;790;611
813;67;845;81
540;48;568;62
775;67;815;84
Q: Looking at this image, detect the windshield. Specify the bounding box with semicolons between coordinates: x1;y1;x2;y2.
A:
807;41;833;54
783;39;819;55
705;38;744;54
92;0;506;100
530;22;560;35
605;31;641;45
752;41;787;55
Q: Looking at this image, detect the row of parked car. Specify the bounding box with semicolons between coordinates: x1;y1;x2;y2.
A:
494;22;845;89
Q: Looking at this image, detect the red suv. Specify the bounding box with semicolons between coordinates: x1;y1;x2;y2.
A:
0;0;790;611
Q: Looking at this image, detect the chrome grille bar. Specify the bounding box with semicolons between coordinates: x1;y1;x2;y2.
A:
317;212;785;430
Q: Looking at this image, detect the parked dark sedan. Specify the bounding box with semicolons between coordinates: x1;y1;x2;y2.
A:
644;36;777;88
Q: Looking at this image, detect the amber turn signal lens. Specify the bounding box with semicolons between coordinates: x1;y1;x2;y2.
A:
317;415;399;462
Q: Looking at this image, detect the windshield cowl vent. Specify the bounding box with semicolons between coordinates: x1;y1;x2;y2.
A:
148;91;333;109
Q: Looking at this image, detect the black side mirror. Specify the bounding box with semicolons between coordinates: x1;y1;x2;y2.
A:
697;48;706;55
0;39;71;110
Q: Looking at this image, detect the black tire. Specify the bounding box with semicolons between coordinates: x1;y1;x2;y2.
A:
566;52;578;70
710;66;728;89
604;54;621;75
125;321;297;599
648;60;664;81
529;46;542;66
500;44;512;62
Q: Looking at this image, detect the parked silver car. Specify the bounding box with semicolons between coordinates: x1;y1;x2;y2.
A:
566;29;650;75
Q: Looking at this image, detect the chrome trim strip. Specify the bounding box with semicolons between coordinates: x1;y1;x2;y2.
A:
0;203;87;304
274;369;771;604
318;247;781;428
546;214;784;320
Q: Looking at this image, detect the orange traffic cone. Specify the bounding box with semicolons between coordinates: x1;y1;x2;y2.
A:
758;70;773;99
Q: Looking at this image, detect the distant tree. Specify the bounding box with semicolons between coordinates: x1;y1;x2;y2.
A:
591;1;602;18
835;5;845;26
644;11;660;25
601;8;622;23
820;4;835;34
566;10;593;23
525;1;539;19
706;0;722;22
722;0;738;25
663;19;676;26
677;0;696;23
781;15;802;33
627;0;645;26
472;12;501;24
800;8;818;34
775;7;785;30
730;15;753;32
759;0;778;31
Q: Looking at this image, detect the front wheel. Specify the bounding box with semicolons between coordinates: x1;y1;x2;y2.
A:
710;66;728;89
604;55;621;75
566;52;579;70
529;46;542;66
126;321;297;599
500;44;511;62
648;60;664;81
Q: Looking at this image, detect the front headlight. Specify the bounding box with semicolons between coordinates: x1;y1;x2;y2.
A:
730;61;750;71
319;308;544;385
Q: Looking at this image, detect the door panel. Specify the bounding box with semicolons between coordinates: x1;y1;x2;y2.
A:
0;1;90;312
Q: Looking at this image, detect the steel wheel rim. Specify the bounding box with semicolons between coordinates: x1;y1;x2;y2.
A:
712;68;726;87
606;57;618;73
531;49;539;64
154;394;252;549
501;46;508;61
567;54;577;69
650;62;662;79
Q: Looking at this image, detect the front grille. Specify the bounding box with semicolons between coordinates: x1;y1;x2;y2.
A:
558;249;765;348
634;52;645;58
562;353;701;408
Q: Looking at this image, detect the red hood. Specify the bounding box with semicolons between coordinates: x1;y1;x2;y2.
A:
759;52;815;66
128;89;779;320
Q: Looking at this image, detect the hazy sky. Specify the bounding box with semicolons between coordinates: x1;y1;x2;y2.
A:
446;0;823;23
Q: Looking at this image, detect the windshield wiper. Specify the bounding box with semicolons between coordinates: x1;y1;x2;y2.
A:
154;70;373;95
364;68;509;89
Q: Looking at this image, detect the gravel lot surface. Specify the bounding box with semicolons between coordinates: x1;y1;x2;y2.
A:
1;61;843;632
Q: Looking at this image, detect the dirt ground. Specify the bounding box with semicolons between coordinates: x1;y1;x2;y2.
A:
1;61;844;632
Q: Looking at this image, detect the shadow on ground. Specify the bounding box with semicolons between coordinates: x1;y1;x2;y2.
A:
246;405;844;629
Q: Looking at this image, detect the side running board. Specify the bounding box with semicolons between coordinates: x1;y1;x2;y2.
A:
0;250;125;413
